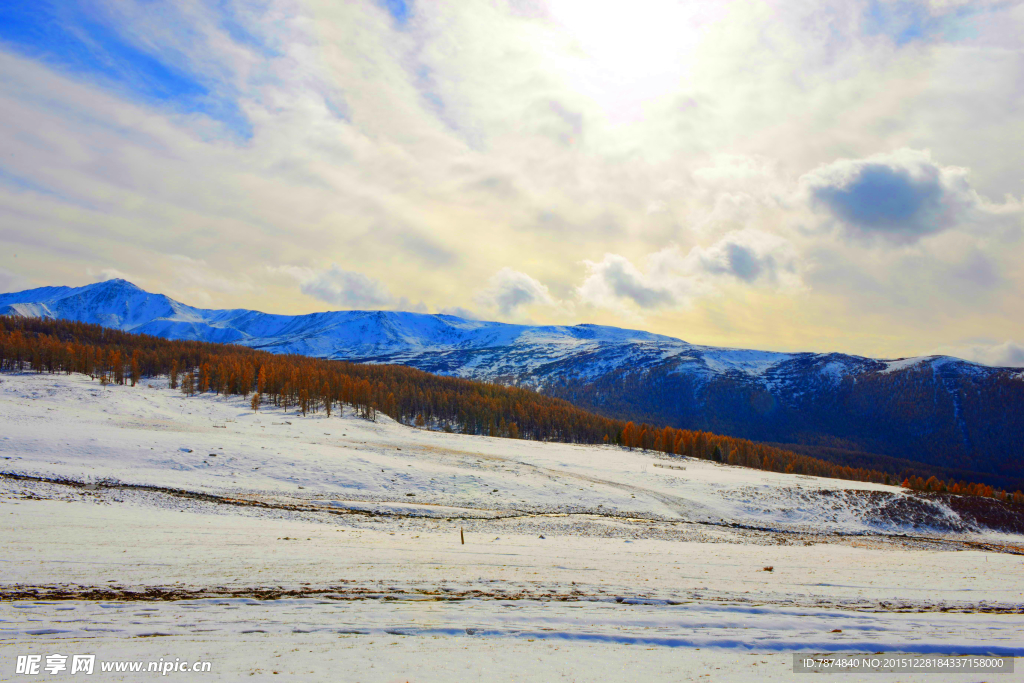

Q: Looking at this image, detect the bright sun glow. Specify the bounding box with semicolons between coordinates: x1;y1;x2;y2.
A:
545;0;726;122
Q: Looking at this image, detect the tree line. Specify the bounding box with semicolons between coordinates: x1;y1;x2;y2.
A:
1;315;1020;506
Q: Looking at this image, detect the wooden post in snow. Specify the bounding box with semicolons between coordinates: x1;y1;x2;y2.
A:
460;527;464;545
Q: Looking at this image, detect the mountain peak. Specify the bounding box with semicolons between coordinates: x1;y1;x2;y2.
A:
87;278;144;292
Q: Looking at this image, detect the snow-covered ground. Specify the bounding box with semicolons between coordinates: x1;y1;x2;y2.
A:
1;372;1022;681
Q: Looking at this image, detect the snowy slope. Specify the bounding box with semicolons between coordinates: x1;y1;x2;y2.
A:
0;372;1016;539
2;371;1023;681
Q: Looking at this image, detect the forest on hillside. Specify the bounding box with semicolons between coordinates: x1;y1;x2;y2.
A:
545;359;1024;492
1;316;1021;505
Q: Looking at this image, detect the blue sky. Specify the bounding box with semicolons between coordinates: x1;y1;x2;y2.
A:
0;0;251;137
863;0;988;45
381;0;411;26
0;0;1021;364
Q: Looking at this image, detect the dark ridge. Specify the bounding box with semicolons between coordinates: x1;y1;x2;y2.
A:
765;443;1024;493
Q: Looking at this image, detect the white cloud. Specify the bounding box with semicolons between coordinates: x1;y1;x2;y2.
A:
272;264;394;309
578;230;801;312
437;305;478;319
800;149;998;243
0;0;1022;357
931;340;1024;368
87;267;137;284
578;254;682;311
474;267;562;317
692;230;800;286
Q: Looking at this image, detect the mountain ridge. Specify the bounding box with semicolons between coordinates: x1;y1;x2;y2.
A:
3;278;998;378
3;279;1022;489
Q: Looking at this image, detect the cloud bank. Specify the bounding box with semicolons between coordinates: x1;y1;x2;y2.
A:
802;150;980;242
474;268;562;317
931;341;1024;368
0;0;1021;359
578;230;801;312
272;265;395;309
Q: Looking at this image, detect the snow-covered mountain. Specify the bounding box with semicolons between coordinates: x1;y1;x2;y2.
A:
0;278;900;384
3;279;1023;488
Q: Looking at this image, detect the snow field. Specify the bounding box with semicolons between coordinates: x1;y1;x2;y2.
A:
1;372;1023;681
0;372;952;535
2;494;1023;609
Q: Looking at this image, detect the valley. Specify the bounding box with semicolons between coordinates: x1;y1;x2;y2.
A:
1;372;1022;680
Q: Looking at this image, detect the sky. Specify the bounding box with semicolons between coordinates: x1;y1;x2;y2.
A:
0;0;1022;365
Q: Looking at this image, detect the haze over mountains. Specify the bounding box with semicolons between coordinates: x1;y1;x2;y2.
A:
3;279;1022;489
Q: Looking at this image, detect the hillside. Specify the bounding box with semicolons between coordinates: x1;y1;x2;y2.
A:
3;278;1023;489
545;357;1024;490
2;369;1023;676
4;316;933;494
